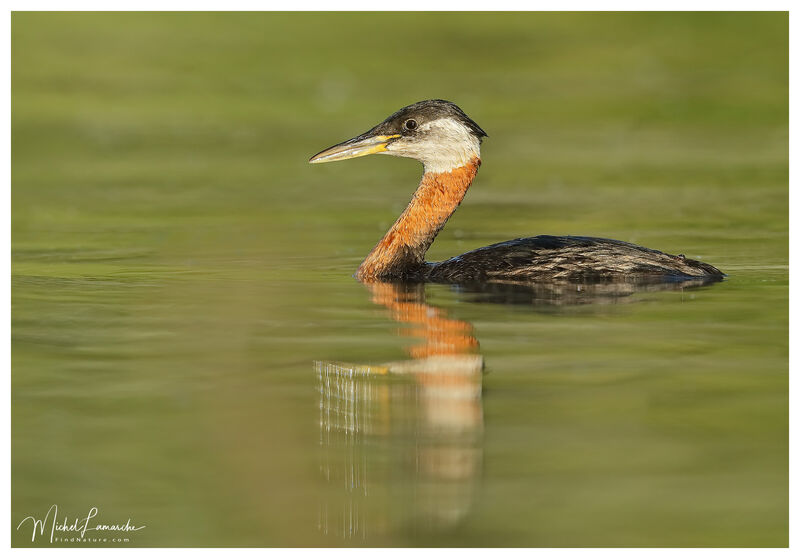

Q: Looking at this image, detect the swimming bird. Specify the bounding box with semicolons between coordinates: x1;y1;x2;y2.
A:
310;100;723;283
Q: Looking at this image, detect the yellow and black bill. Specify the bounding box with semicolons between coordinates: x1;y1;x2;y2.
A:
309;132;401;164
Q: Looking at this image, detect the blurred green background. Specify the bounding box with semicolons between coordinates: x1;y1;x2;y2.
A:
12;12;787;547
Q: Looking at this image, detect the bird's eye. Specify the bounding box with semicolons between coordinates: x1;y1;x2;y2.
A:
404;119;418;131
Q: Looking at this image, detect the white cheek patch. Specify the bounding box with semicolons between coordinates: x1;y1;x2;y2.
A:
385;117;481;173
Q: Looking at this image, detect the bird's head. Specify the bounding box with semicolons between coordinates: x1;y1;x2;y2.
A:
309;99;487;174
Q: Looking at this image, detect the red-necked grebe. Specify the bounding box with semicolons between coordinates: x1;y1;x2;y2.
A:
309;99;723;283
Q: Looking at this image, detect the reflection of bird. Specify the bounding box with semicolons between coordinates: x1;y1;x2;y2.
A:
310;99;724;283
315;282;484;537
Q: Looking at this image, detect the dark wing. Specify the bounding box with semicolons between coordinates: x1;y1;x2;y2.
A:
426;236;724;283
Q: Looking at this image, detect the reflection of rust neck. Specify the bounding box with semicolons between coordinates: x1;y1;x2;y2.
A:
367;283;478;359
356;158;481;281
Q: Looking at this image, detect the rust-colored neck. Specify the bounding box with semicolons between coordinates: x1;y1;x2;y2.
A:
356;157;481;280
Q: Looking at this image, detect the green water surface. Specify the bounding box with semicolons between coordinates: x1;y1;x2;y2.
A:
12;12;788;547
